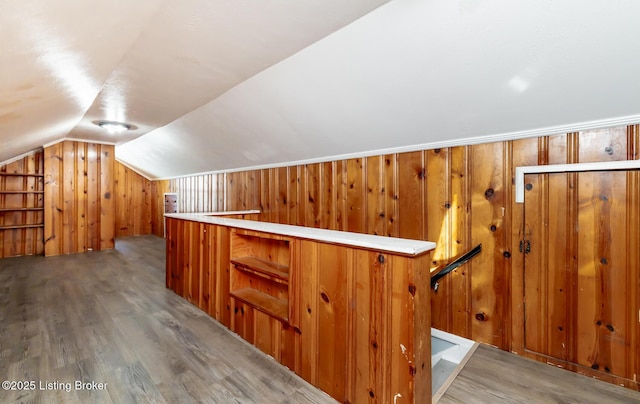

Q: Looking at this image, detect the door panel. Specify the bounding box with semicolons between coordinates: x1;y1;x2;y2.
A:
523;170;638;381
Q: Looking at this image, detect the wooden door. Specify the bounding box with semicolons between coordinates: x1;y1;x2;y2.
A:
523;170;639;383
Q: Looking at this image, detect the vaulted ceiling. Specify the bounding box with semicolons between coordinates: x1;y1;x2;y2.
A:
3;1;640;179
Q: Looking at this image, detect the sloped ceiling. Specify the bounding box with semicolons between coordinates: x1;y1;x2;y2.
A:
3;1;640;179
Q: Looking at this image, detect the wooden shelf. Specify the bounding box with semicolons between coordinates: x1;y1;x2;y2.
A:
231;256;289;284
0;224;44;230
0;190;44;194
230;231;291;324
0;208;44;212
0;173;44;177
230;288;288;322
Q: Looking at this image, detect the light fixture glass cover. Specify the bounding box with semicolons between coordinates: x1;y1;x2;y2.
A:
93;120;137;134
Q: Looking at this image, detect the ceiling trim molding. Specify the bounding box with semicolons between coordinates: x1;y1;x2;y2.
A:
0;148;45;168
153;114;640;181
42;137;117;149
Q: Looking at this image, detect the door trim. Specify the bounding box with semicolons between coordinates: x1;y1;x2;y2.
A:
515;159;640;203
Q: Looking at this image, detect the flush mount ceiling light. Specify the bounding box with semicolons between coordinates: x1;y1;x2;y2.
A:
93;120;137;134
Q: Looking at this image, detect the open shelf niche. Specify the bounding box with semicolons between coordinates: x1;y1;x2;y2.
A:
0;172;44;231
229;229;292;323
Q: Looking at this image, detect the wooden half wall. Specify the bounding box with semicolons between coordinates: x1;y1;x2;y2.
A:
167;125;640;359
44;141;115;256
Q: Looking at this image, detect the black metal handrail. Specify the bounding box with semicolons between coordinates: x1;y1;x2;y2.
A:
430;244;482;291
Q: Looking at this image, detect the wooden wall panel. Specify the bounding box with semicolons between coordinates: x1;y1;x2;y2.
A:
99;146;114;251
578;126;628;163
0;151;44;258
628;125;640;388
366;156;385;237
510;138;542;354
114;161;152;237
168;124;640;390
346;158;366;233
304;163;322;228
352;249;385;401
578;171;631;377
384;154;399;238
171;173;220;214
86;144;99;249
468;142;510;348
214;225;231;326
226;171;255;212
289;166;301;226
165;216;440;402
427;149;451;331
324;162;338;230
397;151;426;240
44;141;115;256
62;141;75;254
275;166;288;224
522;168;640;389
449;146;471;337
315;243;350;399
299;239;319;385
150;179;171;237
257;170;268;222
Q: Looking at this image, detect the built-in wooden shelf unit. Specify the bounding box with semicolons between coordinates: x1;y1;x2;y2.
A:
165;213;435;403
229;229;292;323
0;172;44;232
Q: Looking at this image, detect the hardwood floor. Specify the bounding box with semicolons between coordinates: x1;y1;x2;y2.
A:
2;235;640;403
0;236;334;403
440;344;640;404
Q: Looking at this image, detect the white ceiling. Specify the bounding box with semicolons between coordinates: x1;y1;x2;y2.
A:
3;0;640;179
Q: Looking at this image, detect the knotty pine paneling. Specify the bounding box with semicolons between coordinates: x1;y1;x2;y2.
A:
114;161;152;237
469;141;510;349
44;141;114;256
151;179;171;237
0;151;44;258
172;173;220;213
227;171;257;213
519;127;640;389
522;168;639;389
426;149;453;332
167;124;640;389
166;217;432;402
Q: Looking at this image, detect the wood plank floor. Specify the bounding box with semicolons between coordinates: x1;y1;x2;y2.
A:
0;236;335;403
2;235;640;403
440;344;640;404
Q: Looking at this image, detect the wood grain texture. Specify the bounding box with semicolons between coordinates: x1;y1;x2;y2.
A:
0;235;335;404
315;243;349;399
99;144;114;251
523;170;639;388
165;124;640;390
427;148;451;331
151;179;172;237
114;161;152;238
166;217;432;403
439;344;640;404
516;130;640;390
0;151;44;257
44;141;115;256
469;142;509;349
510;138;541;354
